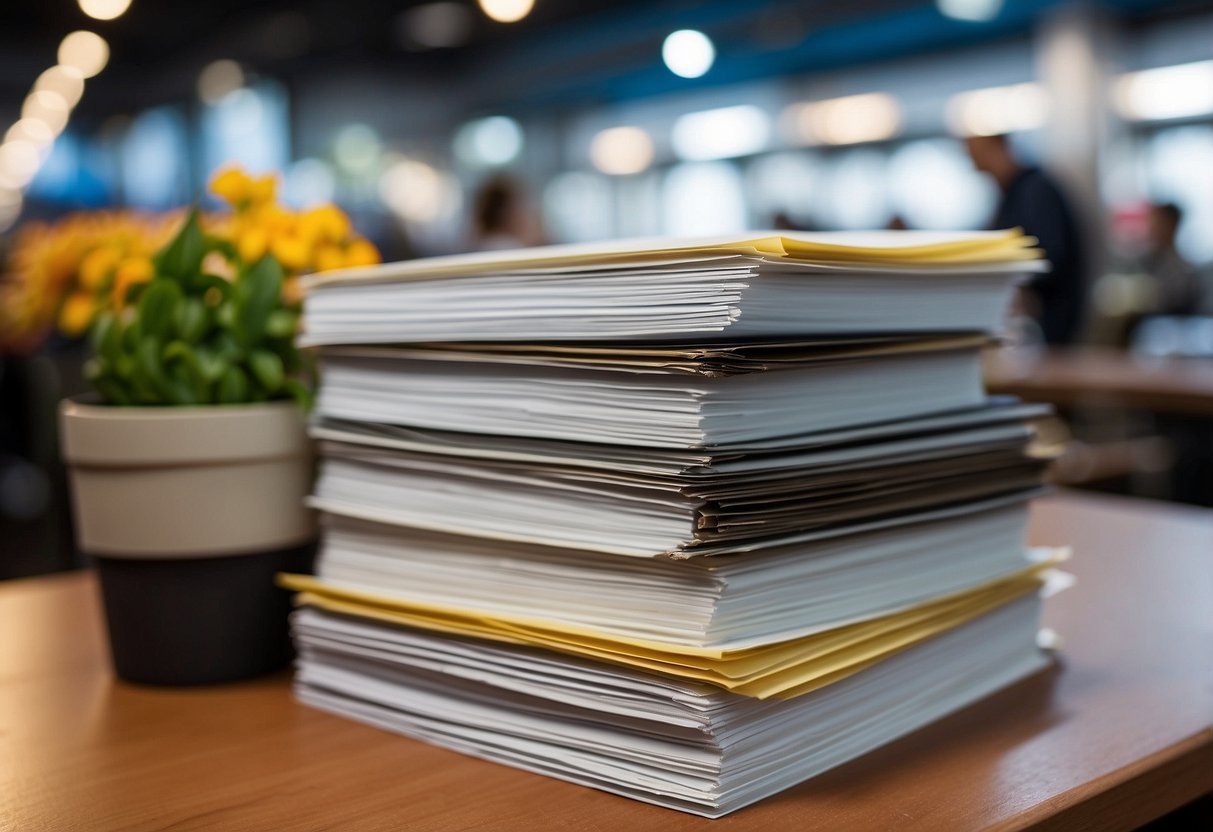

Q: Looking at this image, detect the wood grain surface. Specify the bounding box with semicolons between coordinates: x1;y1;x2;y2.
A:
984;347;1213;416
1;491;1210;831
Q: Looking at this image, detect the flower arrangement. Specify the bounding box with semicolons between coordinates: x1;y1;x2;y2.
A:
0;167;379;406
84;168;379;405
0;210;178;353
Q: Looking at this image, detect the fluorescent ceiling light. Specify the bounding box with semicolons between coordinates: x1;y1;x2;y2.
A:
1115;61;1213;122
946;83;1048;137
671;105;770;161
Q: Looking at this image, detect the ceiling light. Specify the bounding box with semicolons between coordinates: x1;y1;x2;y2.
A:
400;2;475;48
478;0;534;24
21;93;70;135
788;93;902;145
197;60;245;105
671;105;770;160
454;116;523;167
946;83;1048;136
78;0;132;21
662;30;715;79
1115;61;1213;122
6;119;56;146
0;141;44;187
58;31;110;79
34;66;85;109
589;126;655;175
936;0;1003;22
379;157;461;223
333;124;382;174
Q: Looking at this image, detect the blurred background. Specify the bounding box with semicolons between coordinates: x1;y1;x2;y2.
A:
2;0;1213;578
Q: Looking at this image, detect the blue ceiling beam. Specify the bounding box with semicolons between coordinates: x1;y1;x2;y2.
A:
466;0;1196;113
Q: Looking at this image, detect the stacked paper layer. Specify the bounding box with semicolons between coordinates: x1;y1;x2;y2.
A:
288;231;1065;818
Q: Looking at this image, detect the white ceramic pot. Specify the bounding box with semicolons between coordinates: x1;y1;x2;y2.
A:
60;398;315;685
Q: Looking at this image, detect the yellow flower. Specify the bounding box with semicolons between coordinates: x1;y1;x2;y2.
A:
210;168;252;207
270;228;311;272
59;291;96;337
249;174;276;207
344;238;381;268
237;226;269;263
111;257;153;310
283;275;303;306
79;245;122;290
301;204;351;244
314;244;346;273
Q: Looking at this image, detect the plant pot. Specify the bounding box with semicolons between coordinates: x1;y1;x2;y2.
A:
60;398;316;685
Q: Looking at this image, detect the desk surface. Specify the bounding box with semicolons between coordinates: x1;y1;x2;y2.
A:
984;347;1213;416
2;492;1210;831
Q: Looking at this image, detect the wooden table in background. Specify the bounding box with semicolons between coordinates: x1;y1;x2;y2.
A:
984;347;1213;416
2;492;1210;831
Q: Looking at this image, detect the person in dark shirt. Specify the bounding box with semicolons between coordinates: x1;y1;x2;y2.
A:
1142;202;1202;316
966;134;1086;345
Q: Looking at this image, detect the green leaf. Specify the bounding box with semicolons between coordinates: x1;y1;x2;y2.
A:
164;377;195;405
90;312;122;365
164;356;199;405
237;255;283;347
135;335;167;401
212;330;243;362
174;297;208;343
283;378;314;411
216;365;250;403
191;272;233;300
215;299;237;334
122;280;148;307
94;377;133;406
208;237;238;259
83;358;103;382
248;349;284;394
153;208;208;280
121;315;141;354
114;353;135;381
264;309;297;340
192;345;230;384
137;279;183;341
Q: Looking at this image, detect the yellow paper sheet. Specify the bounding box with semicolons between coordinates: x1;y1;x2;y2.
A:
302;229;1043;288
282;556;1061;699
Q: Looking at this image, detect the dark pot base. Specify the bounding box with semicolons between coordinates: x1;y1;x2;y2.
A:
95;542;315;686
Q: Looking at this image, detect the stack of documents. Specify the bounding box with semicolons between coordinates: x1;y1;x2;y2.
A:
286;231;1065;817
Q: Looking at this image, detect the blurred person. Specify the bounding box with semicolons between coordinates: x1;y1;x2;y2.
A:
769;212;819;233
470;175;544;251
771;211;798;231
1141;202;1202;315
966;134;1086;345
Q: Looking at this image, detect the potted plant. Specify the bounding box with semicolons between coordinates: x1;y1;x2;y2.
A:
55;169;380;685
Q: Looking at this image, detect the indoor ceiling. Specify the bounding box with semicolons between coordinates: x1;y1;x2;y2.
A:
0;0;1203;125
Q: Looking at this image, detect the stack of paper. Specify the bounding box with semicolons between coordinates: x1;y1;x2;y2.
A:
286;231;1065;818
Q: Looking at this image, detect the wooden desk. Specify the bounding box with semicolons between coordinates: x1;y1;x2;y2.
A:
2;492;1210;831
985;347;1213;417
